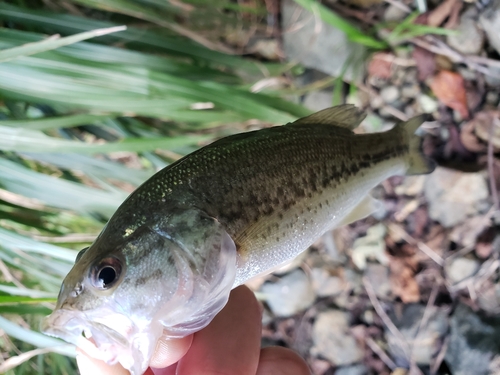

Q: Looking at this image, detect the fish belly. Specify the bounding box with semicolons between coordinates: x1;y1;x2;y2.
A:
233;157;405;286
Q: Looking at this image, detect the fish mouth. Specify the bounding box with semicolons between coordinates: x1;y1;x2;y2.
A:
41;309;135;365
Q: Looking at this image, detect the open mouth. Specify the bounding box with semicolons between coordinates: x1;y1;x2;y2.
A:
41;309;132;364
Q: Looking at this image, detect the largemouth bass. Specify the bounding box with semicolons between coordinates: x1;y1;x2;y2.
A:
42;105;435;374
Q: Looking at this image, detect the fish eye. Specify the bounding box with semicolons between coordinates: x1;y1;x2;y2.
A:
91;257;122;290
75;247;89;263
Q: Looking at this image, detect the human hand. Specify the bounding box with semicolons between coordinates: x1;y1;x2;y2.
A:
77;285;311;375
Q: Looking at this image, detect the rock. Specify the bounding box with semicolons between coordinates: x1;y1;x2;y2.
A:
445;303;500;375
383;4;408;22
335;364;369;375
311;268;345;297
447;7;485;55
417;94;439;113
380;85;400;104
445;257;480;284
261;269;315;317
311;310;364;366
424;167;489;227
281;0;366;79
400;84;420;99
303;90;334;112
364;263;391;299
480;0;500;55
386;304;448;367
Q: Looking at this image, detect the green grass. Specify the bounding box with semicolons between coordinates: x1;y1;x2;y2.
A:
0;2;311;373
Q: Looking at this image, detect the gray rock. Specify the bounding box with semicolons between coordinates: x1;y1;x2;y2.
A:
445;257;480;284
311;268;345;297
386;304;448;367
424;167;489;227
335;364;369;375
480;0;500;55
447;7;484;55
303;90;334;112
380;85;400;104
383;4;407;22
311;310;364;366
445;303;500;375
282;0;366;80
261;269;315;317
364;263;391;299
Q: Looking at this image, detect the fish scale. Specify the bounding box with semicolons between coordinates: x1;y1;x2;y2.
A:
42;105;435;375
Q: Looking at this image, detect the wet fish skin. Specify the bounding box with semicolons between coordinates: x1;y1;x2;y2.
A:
42;105;434;375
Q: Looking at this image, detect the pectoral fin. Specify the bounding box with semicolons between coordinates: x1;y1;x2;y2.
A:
337;195;383;227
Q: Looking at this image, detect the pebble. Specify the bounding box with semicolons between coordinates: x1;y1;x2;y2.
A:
261;269;315;317
369;95;384;110
445;303;500;375
485;91;499;105
364;263;391;299
400;84;420;99
424;167;489;227
282;0;366;79
311;268;345;297
311;310;364;366
335;364;369;375
386;304;448;366
418;94;438;113
380;85;400;104
303;90;334;112
383;4;408;22
447;7;485;55
480;0;500;55
445;257;480;284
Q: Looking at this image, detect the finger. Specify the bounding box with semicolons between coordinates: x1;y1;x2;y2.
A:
256;347;311;375
149;334;193;368
176;285;262;375
76;352;129;375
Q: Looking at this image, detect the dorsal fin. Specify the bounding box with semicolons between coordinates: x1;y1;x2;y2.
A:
291;104;366;130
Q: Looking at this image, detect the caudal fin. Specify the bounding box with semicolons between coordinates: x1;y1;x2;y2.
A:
397;115;436;175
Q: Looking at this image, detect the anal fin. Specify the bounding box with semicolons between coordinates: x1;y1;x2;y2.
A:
337;195;383;227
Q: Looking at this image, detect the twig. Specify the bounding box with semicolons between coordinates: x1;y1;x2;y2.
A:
430;335;449;375
488;117;499;210
363;277;411;358
388;223;444;266
365;336;397;370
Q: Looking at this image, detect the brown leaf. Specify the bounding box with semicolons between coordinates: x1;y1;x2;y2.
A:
460;119;487;153
368;52;393;79
389;258;420;303
412;46;436;81
473;110;500;151
427;0;458;27
429;70;469;119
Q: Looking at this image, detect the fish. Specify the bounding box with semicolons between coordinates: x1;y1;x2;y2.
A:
42;105;435;374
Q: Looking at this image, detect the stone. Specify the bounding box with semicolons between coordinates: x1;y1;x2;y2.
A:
335;364;369;375
386;304;448;367
282;0;366;80
447;7;485;55
380;85;400;104
261;269;315;317
364;263;391;299
311;267;345;297
351;224;389;270
418;94;439;113
311;310;364;366
424;167;489;227
384;4;408;22
445;303;500;375
480;0;500;55
303;90;333;112
445;257;480;284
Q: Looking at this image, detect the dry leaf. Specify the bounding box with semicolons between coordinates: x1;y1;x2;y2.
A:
460;118;487;153
413;46;436;81
389;257;420;303
473;110;500;150
368;52;393;79
429;70;469;119
427;0;458;27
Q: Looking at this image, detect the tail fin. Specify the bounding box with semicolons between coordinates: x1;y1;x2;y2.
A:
398;115;436;175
